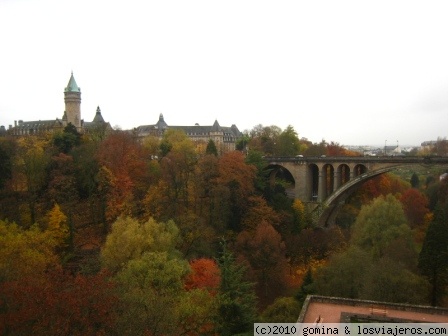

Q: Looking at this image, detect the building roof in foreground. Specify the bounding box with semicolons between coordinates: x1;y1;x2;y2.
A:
298;295;448;323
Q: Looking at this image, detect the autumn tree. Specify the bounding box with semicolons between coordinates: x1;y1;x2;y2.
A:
96;131;149;221
326;141;360;156
236;221;289;305
185;258;221;294
182;258;221;334
191;154;220;227
431;137;448;156
240;196;281;231
45;203;69;249
142;134;161;158
0;219;58;282
0;269;117;336
101;216;180;274
288;227;346;266
216;151;256;232
248;124;281;155
145;130;197;221
95;165;117;228
355;173;410;206
304;139;327;157
15;136;51;225
400;188;430;229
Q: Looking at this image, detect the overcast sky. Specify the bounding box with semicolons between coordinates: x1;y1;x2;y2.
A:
1;0;447;146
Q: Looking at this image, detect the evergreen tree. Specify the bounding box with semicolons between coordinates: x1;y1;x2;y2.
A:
216;240;257;336
295;267;314;304
411;172;420;188
53;123;81;154
418;205;448;306
206;139;218;156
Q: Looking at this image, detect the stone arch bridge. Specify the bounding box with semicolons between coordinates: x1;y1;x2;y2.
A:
265;156;448;226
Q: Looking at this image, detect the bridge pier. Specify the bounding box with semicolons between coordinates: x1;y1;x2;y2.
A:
318;170;326;202
333;170;341;191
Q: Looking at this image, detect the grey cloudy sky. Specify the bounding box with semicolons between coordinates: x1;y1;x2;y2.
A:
1;0;447;146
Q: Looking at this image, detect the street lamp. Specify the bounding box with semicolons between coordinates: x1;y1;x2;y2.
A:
384;140;387;156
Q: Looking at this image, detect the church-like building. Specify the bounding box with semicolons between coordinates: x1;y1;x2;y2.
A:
1;73;109;136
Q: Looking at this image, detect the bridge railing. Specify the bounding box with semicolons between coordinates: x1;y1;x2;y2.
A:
265;156;448;164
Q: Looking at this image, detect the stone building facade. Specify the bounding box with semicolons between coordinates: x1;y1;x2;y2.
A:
135;113;243;152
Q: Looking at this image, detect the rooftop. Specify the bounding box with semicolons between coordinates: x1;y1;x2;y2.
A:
298;295;448;323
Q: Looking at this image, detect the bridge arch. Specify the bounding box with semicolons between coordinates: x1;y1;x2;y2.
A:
319;166;401;226
353;164;367;177
309;164;319;201
267;164;296;197
264;156;448;226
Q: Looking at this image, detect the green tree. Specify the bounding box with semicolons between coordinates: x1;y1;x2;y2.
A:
315;194;426;303
245;150;269;193
217;240;257;336
295;267;315;304
411;172;420;188
360;258;428;304
276;125;300;156
115;251;189;335
206;139;218;156
418;205;448;306
260;297;302;323
314;247;370;299
351;194;415;259
53;123;81;154
236;133;250;152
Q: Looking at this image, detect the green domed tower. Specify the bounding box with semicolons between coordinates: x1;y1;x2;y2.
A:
64;72;81;129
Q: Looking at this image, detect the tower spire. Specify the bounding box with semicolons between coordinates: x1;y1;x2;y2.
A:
64;73;82;129
65;72;80;93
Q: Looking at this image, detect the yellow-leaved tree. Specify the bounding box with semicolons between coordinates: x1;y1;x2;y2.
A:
46;203;69;248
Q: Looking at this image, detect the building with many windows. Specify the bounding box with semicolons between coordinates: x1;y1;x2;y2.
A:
134;113;243;153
